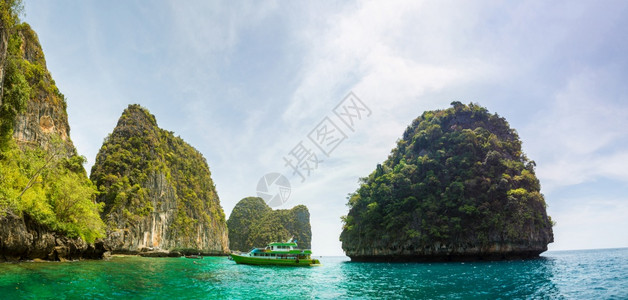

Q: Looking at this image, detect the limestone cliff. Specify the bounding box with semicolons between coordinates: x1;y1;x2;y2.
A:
1;16;105;261
227;197;312;252
9;24;71;149
340;102;553;261
0;17;8;101
91;105;229;255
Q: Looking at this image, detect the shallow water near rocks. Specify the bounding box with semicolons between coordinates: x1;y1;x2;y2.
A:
1;248;626;299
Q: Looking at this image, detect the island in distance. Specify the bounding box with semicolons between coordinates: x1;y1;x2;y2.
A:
227;197;312;252
340;102;554;261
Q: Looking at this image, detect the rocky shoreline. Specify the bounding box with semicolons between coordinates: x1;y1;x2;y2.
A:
0;212;106;262
0;211;229;262
344;238;552;262
345;242;549;262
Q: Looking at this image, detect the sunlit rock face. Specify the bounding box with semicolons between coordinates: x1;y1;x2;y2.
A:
92;105;229;255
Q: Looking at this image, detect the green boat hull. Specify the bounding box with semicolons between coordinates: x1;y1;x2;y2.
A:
230;253;321;266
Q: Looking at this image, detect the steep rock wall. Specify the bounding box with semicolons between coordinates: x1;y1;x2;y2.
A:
92;105;229;255
10;24;71;150
0;18;102;261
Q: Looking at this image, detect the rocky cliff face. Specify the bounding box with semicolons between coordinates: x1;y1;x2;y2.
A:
0;19;105;261
91;105;229;255
227;197;312;252
0;21;7;102
9;24;71;150
340;102;553;261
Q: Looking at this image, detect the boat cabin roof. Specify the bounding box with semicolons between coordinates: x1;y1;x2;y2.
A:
250;248;313;255
268;242;298;247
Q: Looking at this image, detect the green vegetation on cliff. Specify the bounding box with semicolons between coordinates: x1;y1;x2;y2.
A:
90;104;227;250
227;197;311;252
0;139;104;243
340;102;553;257
0;2;104;244
1;0;27;149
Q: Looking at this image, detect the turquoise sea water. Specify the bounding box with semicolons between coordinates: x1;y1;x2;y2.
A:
1;248;626;299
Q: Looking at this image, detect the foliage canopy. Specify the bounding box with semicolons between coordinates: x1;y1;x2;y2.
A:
340;102;553;250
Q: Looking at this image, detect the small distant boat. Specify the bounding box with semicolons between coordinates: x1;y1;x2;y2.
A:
230;238;321;267
185;254;203;259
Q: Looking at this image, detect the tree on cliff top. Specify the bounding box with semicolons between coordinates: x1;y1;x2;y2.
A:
340;102;553;252
0;0;23;29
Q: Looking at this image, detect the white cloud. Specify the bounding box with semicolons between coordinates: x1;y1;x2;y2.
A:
525;69;628;192
285;0;498;123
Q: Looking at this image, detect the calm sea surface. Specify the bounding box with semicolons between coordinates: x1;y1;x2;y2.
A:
1;248;626;299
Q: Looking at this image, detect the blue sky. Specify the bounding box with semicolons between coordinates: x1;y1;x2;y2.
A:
25;0;628;255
